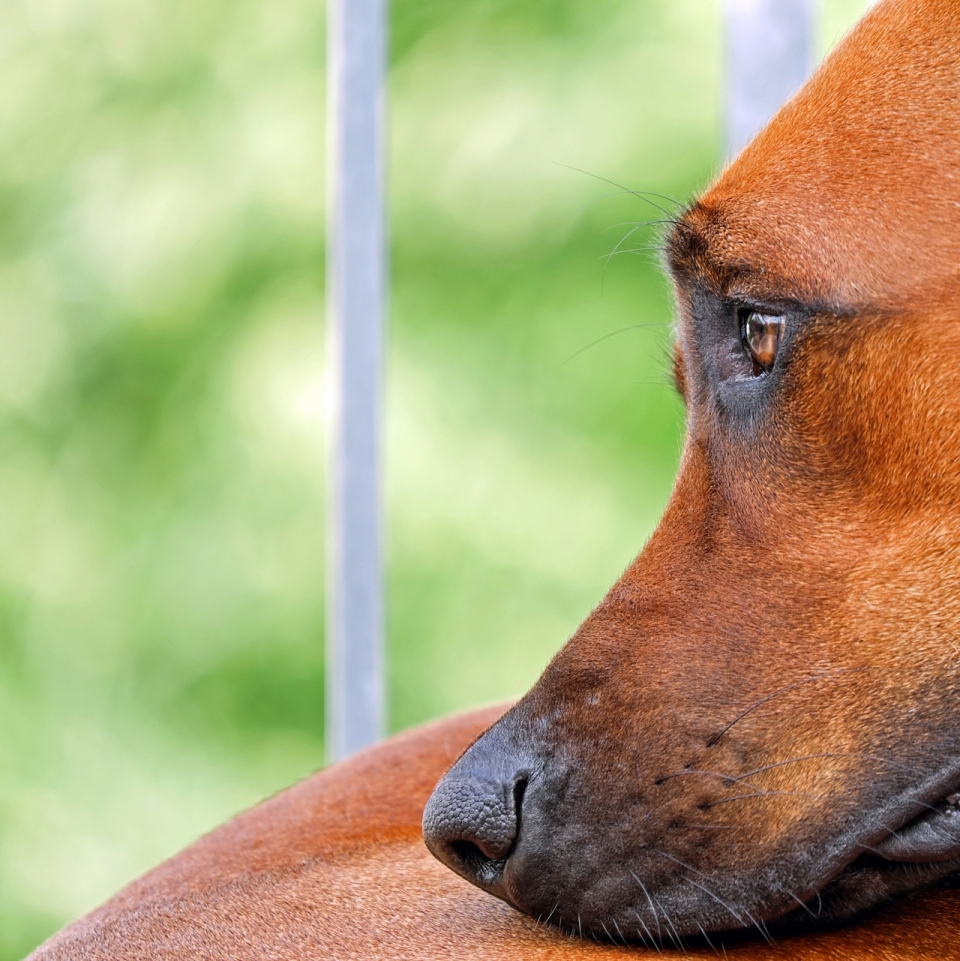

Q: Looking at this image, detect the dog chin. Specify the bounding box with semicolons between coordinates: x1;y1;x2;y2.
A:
534;856;960;948
522;818;960;946
769;856;960;937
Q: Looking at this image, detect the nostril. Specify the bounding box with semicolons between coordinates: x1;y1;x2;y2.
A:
422;772;529;893
450;840;508;886
513;776;527;830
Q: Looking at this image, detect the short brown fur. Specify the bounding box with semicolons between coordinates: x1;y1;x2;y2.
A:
27;0;960;957
28;708;960;959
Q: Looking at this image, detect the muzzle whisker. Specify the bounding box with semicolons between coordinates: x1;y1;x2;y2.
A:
629;907;661;953
656;768;771;790
659;851;724;885
659;851;751;934
707;668;875;747
695;919;718;953
651;893;685;952
629;870;663;941
742;907;773;944
677;874;745;928
611;917;630;946
702;789;820;809
739;751;924;781
780;887;820;919
682;823;744;830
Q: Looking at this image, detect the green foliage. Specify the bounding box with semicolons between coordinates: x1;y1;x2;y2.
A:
0;0;870;956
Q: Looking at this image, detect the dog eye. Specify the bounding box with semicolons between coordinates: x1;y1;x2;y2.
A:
741;311;784;376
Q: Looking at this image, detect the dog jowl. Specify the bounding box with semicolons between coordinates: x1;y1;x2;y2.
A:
423;0;960;943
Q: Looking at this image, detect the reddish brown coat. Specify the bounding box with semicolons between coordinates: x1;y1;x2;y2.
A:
27;0;960;956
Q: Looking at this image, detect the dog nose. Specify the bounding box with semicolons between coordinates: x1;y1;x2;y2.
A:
422;731;528;895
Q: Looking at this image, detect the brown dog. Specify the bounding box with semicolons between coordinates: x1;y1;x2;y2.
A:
27;0;960;957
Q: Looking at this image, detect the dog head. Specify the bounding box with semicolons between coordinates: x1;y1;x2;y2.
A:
423;0;960;942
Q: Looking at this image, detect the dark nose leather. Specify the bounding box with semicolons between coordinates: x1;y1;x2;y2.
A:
423;773;519;856
422;728;528;894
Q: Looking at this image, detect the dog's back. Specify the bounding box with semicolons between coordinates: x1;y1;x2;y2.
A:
28;1;960;957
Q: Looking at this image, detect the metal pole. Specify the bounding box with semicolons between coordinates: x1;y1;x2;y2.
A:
326;0;386;761
723;0;817;158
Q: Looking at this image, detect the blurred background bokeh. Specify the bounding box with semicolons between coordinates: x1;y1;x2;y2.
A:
0;0;871;955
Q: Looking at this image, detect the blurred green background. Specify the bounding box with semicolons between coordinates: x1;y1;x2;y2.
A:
0;0;870;956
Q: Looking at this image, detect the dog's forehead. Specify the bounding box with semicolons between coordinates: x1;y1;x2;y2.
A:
670;0;960;311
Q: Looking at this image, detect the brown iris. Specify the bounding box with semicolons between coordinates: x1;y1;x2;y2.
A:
742;311;784;376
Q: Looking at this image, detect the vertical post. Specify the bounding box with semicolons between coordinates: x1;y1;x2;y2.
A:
326;0;386;761
723;0;817;158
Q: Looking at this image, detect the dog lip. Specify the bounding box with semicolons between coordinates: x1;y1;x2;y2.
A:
768;777;960;935
870;791;960;863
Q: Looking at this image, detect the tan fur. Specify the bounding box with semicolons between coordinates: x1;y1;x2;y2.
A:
26;708;960;959
26;0;960;956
